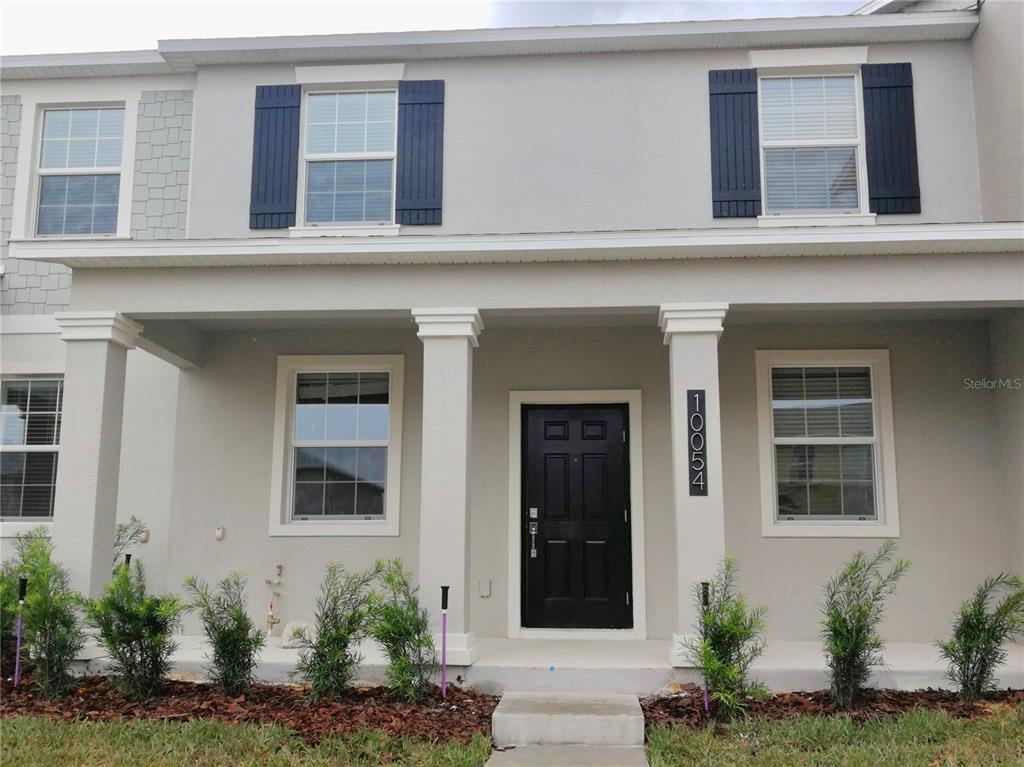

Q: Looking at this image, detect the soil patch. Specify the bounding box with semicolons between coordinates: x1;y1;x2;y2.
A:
642;684;1024;731
1;675;498;745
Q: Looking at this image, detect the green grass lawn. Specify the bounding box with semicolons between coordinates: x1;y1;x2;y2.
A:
3;705;1022;766
0;717;493;767
648;704;1024;767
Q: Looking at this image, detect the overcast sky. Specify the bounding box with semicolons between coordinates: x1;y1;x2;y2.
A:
1;0;865;57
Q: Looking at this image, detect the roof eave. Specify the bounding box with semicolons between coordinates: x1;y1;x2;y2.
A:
0;11;979;80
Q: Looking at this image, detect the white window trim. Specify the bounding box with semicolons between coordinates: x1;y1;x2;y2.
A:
755;349;900;538
749;46;868;70
27;101;135;240
295;87;399;232
33;104;127;239
268;355;404;537
756;70;874;227
294;63;405;85
0;376;63;531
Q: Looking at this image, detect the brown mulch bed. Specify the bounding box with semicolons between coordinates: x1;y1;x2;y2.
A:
0;675;498;745
642;683;1024;731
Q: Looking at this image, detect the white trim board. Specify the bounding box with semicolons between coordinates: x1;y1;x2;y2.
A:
11;221;1022;269
507;390;648;640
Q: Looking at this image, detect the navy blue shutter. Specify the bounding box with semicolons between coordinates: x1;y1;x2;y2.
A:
249;85;301;229
862;63;921;214
395;80;444;225
709;69;761;218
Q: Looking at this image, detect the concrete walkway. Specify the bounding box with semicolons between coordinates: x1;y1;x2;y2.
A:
76;634;1024;695
486;745;648;766
488;692;648;766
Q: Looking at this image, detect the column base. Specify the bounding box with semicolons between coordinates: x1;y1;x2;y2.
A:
433;631;478;666
670;633;698;668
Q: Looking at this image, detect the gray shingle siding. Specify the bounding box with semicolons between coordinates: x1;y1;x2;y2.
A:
131;90;193;239
1;94;72;315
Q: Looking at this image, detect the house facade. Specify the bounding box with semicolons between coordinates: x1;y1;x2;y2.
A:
1;1;1021;683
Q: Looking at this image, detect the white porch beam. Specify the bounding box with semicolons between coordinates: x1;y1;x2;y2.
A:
136;320;207;369
659;302;729;666
51;311;141;597
413;307;483;665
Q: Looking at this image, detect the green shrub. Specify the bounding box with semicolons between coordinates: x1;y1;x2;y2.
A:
0;559;18;644
14;529;86;698
937;573;1024;702
821;540;909;708
368;559;437;703
184;573;265;696
684;557;767;719
293;563;380;700
86;562;185;700
18;528;84;696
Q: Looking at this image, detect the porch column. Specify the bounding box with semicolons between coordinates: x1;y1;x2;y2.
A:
413;308;483;665
659;303;729;666
51;312;142;598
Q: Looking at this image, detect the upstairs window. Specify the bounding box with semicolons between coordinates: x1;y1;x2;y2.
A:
303;91;396;225
759;76;865;215
1;378;63;520
36;106;125;236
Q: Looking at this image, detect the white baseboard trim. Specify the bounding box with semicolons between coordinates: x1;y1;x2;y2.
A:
434;631;478;666
669;633;697;668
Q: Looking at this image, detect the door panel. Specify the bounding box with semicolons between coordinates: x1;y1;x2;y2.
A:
521;403;633;629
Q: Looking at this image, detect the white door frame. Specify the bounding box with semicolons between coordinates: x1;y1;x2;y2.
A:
507;390;647;640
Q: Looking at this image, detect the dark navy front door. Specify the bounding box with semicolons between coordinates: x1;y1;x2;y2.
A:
521;404;633;629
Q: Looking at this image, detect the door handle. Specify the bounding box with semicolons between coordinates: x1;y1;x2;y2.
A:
528;521;538;558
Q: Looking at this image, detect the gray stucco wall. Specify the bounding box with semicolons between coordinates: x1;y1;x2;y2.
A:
990;310;1024;575
131;90;193;239
972;0;1024;222
721;319;1015;643
165;327;425;635
154;317;1014;643
1;94;71;314
0;335;179;585
186;40;982;239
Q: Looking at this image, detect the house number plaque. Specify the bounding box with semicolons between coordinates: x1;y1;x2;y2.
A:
687;389;708;496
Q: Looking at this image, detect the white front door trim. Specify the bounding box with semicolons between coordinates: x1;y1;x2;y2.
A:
507;389;647;640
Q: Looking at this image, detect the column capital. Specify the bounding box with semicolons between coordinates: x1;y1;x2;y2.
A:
54;311;142;349
658;303;729;344
412;307;484;347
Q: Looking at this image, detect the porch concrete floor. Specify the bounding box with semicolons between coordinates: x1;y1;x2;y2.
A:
78;635;1024;696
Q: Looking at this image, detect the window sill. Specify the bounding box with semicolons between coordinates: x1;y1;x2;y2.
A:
762;519;899;538
289;225;400;238
1;520;53;539
269;518;399;537
758;213;876;228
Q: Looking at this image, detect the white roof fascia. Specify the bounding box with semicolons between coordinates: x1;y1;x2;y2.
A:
0;50;178;80
1;11;978;80
156;12;978;65
9;222;1022;269
851;0;918;15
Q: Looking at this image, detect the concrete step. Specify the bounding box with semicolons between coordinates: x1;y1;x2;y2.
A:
491;692;645;747
486;745;648;766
